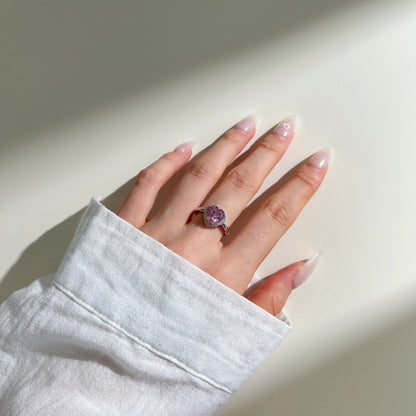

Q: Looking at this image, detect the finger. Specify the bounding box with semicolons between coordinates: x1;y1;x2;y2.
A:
247;252;321;315
116;141;196;227
225;147;332;282
154;115;257;227
247;262;303;315
198;115;297;230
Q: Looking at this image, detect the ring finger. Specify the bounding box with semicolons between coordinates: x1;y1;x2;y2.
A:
189;115;297;236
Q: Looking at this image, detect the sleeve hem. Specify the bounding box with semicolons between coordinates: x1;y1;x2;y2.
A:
54;196;293;392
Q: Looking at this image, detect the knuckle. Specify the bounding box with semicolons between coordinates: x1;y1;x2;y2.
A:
294;170;318;194
135;168;160;186
188;160;219;181
222;129;244;146
257;280;285;316
226;168;258;192
271;293;284;316
159;152;176;163
258;137;284;154
262;198;294;229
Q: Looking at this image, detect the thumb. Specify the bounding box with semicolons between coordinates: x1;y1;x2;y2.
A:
246;252;322;316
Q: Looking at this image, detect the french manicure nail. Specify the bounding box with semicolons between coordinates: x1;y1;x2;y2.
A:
307;147;334;171
292;251;322;289
236;114;257;133
272;114;298;140
174;140;198;153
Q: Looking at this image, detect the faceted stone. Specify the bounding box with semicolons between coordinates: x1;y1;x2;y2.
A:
204;204;226;227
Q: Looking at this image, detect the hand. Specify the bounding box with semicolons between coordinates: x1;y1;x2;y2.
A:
116;115;331;316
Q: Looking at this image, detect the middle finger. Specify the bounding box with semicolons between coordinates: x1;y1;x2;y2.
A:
152;114;257;227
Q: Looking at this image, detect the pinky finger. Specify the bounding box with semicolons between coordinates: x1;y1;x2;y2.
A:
117;141;197;227
247;252;322;316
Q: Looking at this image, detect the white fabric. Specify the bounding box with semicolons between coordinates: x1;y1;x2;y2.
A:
0;196;292;415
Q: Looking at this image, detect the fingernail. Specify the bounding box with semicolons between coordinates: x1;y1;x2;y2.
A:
236;114;257;133
174;140;198;153
272;114;298;140
292;251;322;289
307;147;334;171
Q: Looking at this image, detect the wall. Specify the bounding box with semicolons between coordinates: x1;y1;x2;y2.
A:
1;1;415;414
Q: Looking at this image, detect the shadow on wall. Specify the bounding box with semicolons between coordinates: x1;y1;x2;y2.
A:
0;123;309;302
0;179;132;304
216;305;416;416
3;164;415;416
2;1;412;411
1;0;385;153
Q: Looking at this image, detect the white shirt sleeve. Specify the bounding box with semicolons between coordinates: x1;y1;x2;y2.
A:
0;196;292;416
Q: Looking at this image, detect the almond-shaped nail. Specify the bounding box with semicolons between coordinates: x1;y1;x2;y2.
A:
174;140;198;153
308;147;334;171
272;114;298;140
292;251;322;289
235;114;257;133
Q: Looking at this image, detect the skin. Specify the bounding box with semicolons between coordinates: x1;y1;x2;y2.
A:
116;117;329;316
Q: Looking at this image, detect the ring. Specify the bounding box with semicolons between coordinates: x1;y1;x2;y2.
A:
187;204;230;236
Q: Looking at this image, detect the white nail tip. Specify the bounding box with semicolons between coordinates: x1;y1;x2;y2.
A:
285;113;300;129
325;146;335;162
292;251;322;289
272;114;298;139
236;114;257;133
174;140;198;153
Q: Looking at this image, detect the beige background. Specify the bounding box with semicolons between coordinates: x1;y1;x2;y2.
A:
1;1;415;414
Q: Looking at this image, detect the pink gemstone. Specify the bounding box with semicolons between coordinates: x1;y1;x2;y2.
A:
205;205;225;226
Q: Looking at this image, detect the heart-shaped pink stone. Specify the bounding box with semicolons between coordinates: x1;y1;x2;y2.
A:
204;204;226;227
